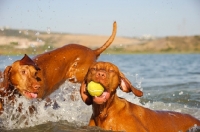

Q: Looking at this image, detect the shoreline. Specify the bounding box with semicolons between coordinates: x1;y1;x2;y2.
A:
1;49;200;56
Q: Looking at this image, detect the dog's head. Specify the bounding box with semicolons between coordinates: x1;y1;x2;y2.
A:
2;54;41;99
80;61;143;105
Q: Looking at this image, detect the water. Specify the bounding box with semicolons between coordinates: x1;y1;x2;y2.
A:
0;54;200;131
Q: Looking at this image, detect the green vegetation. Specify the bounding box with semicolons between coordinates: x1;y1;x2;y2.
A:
0;29;200;55
0;44;54;55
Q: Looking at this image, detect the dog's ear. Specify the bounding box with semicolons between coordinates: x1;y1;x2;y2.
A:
20;54;40;70
119;72;143;97
2;66;12;88
80;80;93;105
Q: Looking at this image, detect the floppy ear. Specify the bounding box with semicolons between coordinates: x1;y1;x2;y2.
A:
20;54;40;70
2;66;12;88
80;80;93;105
119;72;143;97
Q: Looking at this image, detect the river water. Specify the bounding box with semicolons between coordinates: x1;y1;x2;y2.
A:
0;54;200;132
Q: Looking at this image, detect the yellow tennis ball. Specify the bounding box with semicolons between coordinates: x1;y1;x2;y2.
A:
87;81;104;96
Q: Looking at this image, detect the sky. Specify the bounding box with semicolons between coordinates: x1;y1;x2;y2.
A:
0;0;200;37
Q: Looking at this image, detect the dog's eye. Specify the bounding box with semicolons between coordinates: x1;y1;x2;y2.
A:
90;68;96;71
21;70;26;75
109;69;115;73
90;68;97;74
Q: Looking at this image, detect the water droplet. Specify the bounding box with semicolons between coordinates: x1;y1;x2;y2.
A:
30;43;35;48
184;105;187;108
35;32;40;36
179;91;183;95
37;38;43;42
47;27;51;34
25;30;29;35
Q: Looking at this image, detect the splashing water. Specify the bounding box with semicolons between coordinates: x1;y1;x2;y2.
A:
0;71;200;130
0;81;93;130
0;74;145;130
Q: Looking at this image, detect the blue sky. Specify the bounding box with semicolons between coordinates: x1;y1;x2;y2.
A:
0;0;200;37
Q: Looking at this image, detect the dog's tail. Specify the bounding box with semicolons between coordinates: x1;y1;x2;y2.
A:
94;21;117;56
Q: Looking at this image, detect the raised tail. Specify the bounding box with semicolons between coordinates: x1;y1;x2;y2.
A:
94;21;117;56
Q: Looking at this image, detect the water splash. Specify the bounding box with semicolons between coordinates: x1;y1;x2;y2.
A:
0;77;200;130
135;74;144;92
0;81;92;130
0;74;144;130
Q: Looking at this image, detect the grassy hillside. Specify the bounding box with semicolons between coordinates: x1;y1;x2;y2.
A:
104;36;200;54
0;29;200;55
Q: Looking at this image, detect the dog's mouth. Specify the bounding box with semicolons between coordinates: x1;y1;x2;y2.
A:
23;91;38;99
92;91;110;104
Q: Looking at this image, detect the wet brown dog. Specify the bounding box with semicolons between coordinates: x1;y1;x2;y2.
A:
80;61;200;132
0;22;117;112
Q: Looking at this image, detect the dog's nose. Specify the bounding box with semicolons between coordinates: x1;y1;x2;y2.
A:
33;84;40;89
96;71;106;79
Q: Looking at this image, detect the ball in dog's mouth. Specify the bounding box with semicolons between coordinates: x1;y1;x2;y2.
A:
87;81;104;97
87;81;110;104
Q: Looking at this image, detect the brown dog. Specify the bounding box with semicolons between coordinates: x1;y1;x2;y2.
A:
0;22;116;105
80;62;200;132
